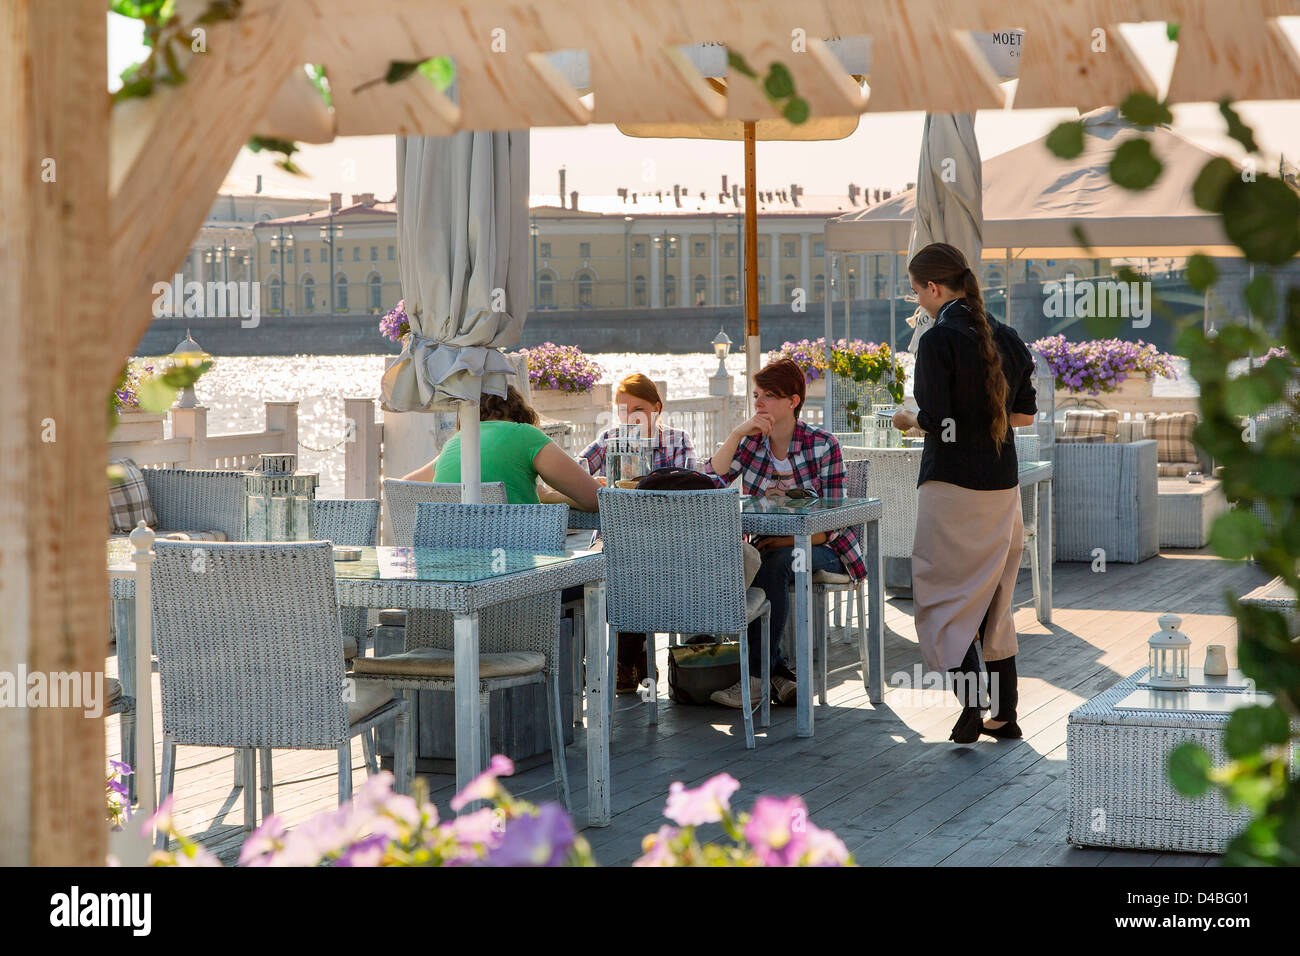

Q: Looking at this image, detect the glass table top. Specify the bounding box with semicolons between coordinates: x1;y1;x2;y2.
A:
334;546;593;584
740;495;879;516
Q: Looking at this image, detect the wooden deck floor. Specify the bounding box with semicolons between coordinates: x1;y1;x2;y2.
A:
107;547;1272;866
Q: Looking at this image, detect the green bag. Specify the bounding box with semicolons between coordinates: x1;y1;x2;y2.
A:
667;642;742;705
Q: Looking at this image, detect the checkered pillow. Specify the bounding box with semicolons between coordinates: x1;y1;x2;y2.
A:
1146;412;1198;465
108;458;157;534
1062;410;1119;443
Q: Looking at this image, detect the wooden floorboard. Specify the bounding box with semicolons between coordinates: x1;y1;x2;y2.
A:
106;548;1272;866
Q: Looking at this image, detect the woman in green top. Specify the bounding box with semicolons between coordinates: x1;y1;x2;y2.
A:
403;386;600;512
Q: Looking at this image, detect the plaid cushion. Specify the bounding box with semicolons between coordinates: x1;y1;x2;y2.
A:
1055;433;1106;444
1158;461;1201;477
1147;412;1198;464
108;458;157;534
1062;409;1119;442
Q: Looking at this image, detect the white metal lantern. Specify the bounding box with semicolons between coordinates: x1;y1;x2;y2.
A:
243;453;318;541
1147;612;1191;689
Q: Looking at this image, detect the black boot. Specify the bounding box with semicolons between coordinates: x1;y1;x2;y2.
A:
948;639;984;744
981;655;1022;739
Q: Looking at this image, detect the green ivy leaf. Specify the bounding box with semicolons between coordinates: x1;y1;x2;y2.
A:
1166;22;1180;42
1220;175;1300;264
1119;92;1172;127
306;63;332;109
1045;121;1085;159
1224;704;1290;758
727;51;758;79
1109;138;1162;190
385;61;421;85
1192;157;1236;212
1070;224;1093;253
1244;272;1276;323
1219;100;1260;154
782;97;809;125
417;57;456;92
136;376;180;413
1210;508;1264;559
1185;254;1218;292
1224;373;1284;417
1168;742;1211;796
109;0;171;17
764;63;795;100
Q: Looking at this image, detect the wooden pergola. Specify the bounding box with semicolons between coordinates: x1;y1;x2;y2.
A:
4;0;1299;865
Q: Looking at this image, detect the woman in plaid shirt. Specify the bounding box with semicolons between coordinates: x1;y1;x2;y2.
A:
705;358;865;709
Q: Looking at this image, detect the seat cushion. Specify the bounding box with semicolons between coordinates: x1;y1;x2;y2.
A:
348;682;394;724
1147;412;1199;465
742;541;761;589
1158;461;1202;477
1062;409;1119;443
746;587;769;621
352;647;546;680
342;634;358;660
105;677;123;706
1054;433;1106;444
813;569;853;586
108;529;229;545
108;458;158;534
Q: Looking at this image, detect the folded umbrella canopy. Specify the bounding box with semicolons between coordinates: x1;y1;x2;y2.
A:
382;130;529;501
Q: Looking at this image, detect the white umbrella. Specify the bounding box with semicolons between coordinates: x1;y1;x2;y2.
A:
905;112;984;356
381;131;529;502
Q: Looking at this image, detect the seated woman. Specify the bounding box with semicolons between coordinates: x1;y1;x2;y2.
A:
579;373;697;478
705;358;866;710
403;385;600;513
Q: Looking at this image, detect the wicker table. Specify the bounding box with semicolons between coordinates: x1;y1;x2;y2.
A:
1067;668;1256;854
570;496;883;737
109;541;614;828
1157;477;1227;548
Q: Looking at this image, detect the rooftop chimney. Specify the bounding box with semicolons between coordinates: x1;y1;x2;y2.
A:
559;168;567;209
353;192;376;206
570;190;578;211
790;184;803;207
256;174;263;194
882;189;891;201
329;192;342;211
618;187;628;201
721;173;729;193
848;183;860;205
731;183;739;205
873;188;881;203
673;184;681;207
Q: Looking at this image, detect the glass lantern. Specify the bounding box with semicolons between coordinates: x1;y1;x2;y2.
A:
1147;613;1191;690
606;424;653;485
243;453;318;542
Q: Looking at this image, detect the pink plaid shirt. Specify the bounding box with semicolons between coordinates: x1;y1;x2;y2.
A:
704;420;866;581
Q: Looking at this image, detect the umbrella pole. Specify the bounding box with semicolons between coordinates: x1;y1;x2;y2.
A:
889;252;898;368
460;402;482;504
744;122;760;416
824;251;834;427
1005;248;1013;326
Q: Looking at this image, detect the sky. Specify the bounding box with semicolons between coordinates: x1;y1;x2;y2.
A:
109;14;1300;203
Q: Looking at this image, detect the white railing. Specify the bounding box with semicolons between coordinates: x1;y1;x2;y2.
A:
108;402;299;471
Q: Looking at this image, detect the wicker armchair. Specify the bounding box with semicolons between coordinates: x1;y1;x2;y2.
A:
312;498;381;660
140;467;247;541
597;487;772;749
1052;439;1158;563
353;503;573;808
150;541;411;848
381;478;508;547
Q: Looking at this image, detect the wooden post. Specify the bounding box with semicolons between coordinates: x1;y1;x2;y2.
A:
344;397;379;500
0;0;109;865
265;401;299;456
170;405;209;467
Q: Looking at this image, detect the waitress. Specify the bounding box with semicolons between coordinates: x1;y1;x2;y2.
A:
891;243;1038;744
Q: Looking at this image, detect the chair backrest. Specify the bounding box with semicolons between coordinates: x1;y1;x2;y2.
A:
150;541;349;749
598;487;746;634
382;478;508;546
406;503;568;660
843;457;869;498
313;498;380;546
141;468;246;540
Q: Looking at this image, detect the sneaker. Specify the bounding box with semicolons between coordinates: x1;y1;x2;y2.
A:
771;675;798;706
710;678;764;709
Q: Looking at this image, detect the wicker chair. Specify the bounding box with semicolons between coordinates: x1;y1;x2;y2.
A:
312;498;381;661
352;503;573;808
381;478;508;547
1052;439;1159;563
812;458;870;708
150;541;411;849
140;467;247;540
597;487;773;749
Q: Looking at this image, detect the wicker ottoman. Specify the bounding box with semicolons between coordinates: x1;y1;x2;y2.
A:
1157;478;1227;548
1067;669;1252;854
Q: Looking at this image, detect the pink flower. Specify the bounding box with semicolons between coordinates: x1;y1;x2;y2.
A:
451;754;515;811
744;795;808;865
664;773;740;826
633;825;681;866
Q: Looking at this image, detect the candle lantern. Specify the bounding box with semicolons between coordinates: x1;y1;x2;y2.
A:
243;452;318;541
1147;613;1191;689
606;423;653;485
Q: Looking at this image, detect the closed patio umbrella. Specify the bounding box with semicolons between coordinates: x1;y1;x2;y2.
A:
381;130;529;502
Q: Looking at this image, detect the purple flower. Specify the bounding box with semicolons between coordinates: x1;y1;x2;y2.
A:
482;804;576;866
744;795;808;866
664;773;740;826
451;754;515;811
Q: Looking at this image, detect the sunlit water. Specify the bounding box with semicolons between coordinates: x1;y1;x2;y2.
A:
160;351;1201;498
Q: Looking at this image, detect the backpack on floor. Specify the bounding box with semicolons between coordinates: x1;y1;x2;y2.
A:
667;641;742;705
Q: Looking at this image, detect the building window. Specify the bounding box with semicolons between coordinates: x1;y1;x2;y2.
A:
665;274;677;307
632;240;646;258
724;275;738;305
694;274;707;306
269;276;282;312
270;248;279;265
538;271;554;307
369;275;382;310
758;273;768;302
847;270;858;300
579;242;591;258
783;273;797;300
286;249;294;264
370;246;378;261
540;242;551;258
783;241;796;258
302;275;315;311
353;247;360;261
304;248;312;263
387;245;395;260
693;241;706;257
634;275;647;307
576;271;594;307
757;240;768;257
814;240;825;257
814;274;825;303
335;274;348;310
723;241;735;257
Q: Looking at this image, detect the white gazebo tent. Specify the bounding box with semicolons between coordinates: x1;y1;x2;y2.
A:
820;106;1245;424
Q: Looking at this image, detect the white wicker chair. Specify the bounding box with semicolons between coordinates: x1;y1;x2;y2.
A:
313;498;381;661
813;458;870;708
597;487;773;749
150;540;411;849
381;478;508;547
353;503;574;808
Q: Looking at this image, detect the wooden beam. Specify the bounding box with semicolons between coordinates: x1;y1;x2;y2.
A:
0;0;109;866
108;0;310;367
1167;1;1300;103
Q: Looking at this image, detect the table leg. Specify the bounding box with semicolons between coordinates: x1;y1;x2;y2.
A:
865;519;885;704
584;582;610;827
1036;480;1053;625
453;611;482;797
795;533;814;738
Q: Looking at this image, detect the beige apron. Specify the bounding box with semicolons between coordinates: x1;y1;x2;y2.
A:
912;480;1023;671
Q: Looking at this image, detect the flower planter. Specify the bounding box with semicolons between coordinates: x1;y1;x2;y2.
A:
1055;374;1154;405
111;410;166;443
805;378;826;399
528;382;611;413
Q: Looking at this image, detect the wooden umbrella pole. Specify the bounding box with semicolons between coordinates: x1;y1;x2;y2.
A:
744;121;760;415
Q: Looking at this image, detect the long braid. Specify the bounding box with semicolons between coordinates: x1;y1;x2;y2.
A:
908;242;1009;448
